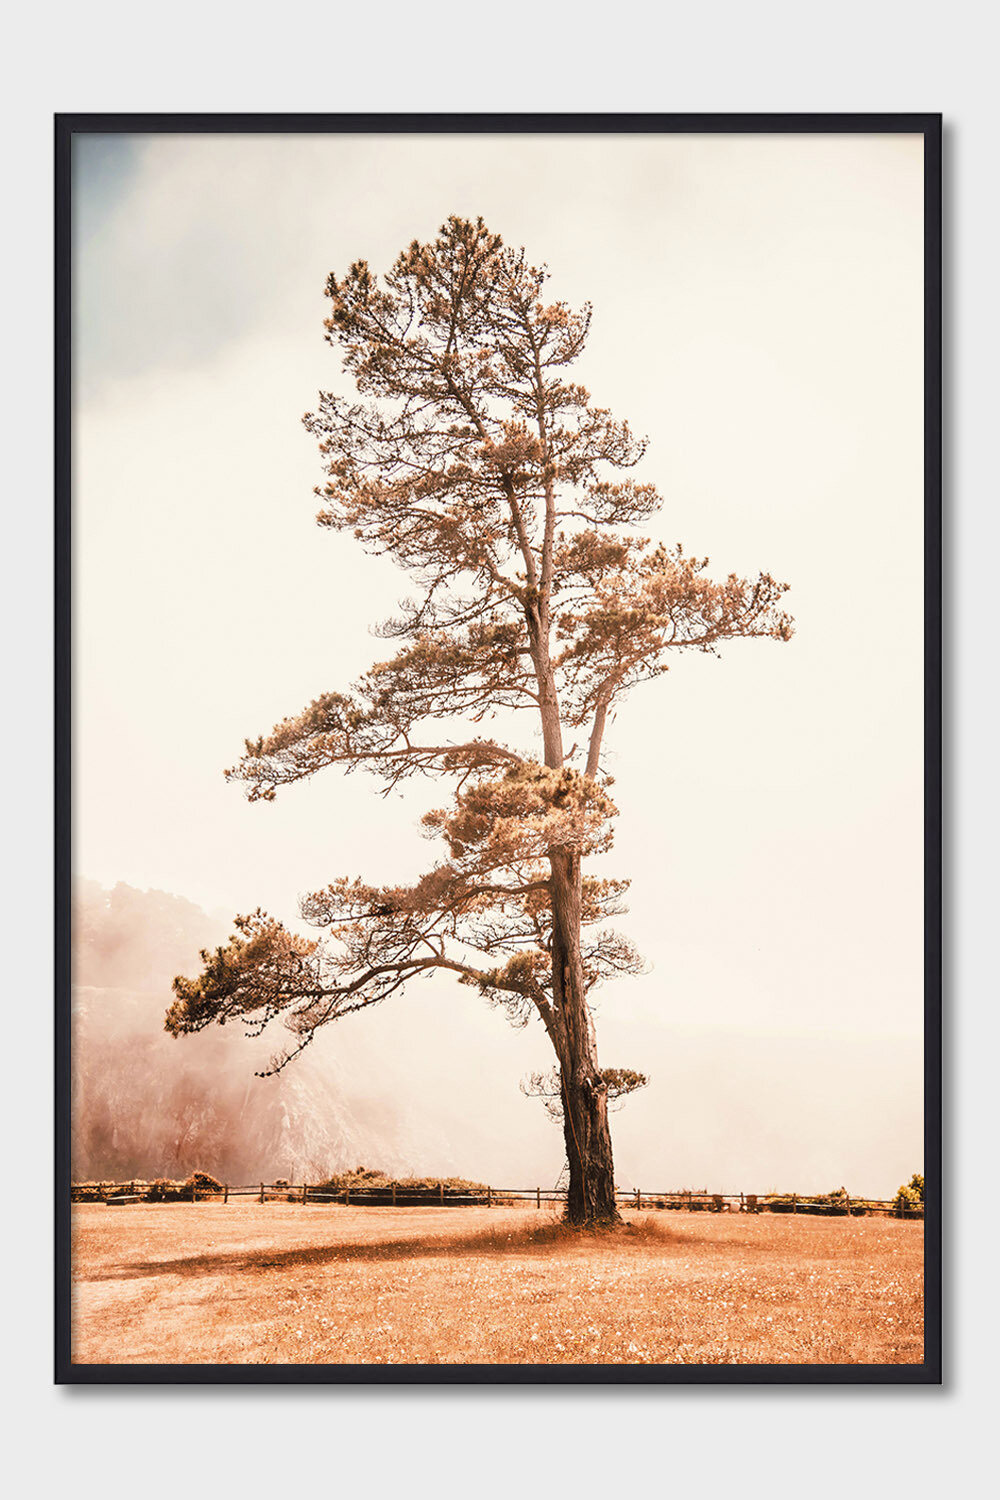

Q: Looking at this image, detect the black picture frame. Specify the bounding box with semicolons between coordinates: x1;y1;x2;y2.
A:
55;111;942;1386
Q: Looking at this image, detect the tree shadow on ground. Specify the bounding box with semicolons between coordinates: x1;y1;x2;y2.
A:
82;1214;711;1284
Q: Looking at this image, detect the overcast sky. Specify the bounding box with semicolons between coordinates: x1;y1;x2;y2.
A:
72;131;925;1196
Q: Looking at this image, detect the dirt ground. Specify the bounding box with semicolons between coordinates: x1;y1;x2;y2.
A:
70;1202;924;1366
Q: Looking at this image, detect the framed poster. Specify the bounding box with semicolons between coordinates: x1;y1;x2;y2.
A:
56;113;941;1384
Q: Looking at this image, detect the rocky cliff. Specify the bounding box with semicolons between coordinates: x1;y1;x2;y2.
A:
71;880;459;1183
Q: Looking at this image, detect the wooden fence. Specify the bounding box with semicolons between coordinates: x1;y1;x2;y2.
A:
70;1181;923;1218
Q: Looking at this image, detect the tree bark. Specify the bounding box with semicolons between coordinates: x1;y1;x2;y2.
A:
549;850;621;1226
531;567;618;1226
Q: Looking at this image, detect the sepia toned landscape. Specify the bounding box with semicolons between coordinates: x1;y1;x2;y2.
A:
69;132;927;1372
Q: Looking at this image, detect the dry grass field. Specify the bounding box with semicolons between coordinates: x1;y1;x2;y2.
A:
71;1202;923;1367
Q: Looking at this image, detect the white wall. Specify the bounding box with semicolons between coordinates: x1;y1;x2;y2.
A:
2;2;991;1495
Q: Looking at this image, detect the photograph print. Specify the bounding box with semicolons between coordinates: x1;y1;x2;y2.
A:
57;116;940;1381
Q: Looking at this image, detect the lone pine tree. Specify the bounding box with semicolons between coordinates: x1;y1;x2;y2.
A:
168;216;793;1226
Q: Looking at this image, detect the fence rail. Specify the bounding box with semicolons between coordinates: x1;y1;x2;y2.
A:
69;1180;923;1218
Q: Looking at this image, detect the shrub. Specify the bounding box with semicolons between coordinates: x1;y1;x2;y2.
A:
891;1174;924;1216
71;1182;109;1202
183;1171;224;1201
146;1178;178;1202
311;1167;489;1200
894;1172;924;1207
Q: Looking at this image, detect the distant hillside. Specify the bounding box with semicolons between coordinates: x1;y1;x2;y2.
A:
71;881;459;1182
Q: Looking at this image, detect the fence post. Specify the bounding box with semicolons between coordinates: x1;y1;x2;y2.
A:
259;1182;264;1204
487;1185;492;1209
440;1181;445;1206
792;1193;797;1214
635;1188;641;1211
740;1191;745;1213
302;1184;308;1205
223;1183;228;1205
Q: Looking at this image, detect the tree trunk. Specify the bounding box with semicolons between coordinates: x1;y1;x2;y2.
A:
534;603;618;1225
549;850;621;1226
560;1066;619;1226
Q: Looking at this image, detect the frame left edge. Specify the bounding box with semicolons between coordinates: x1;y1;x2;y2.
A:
54;113;74;1385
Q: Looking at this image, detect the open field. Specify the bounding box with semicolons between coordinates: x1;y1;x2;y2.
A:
71;1203;924;1366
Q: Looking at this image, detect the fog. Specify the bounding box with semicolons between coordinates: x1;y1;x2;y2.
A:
73;879;920;1197
72;132;925;1199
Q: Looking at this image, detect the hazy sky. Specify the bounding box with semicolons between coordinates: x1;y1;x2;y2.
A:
72;131;925;1196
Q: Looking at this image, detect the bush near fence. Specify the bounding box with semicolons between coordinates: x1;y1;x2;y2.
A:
72;1172;225;1203
309;1167;490;1204
69;1176;923;1217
